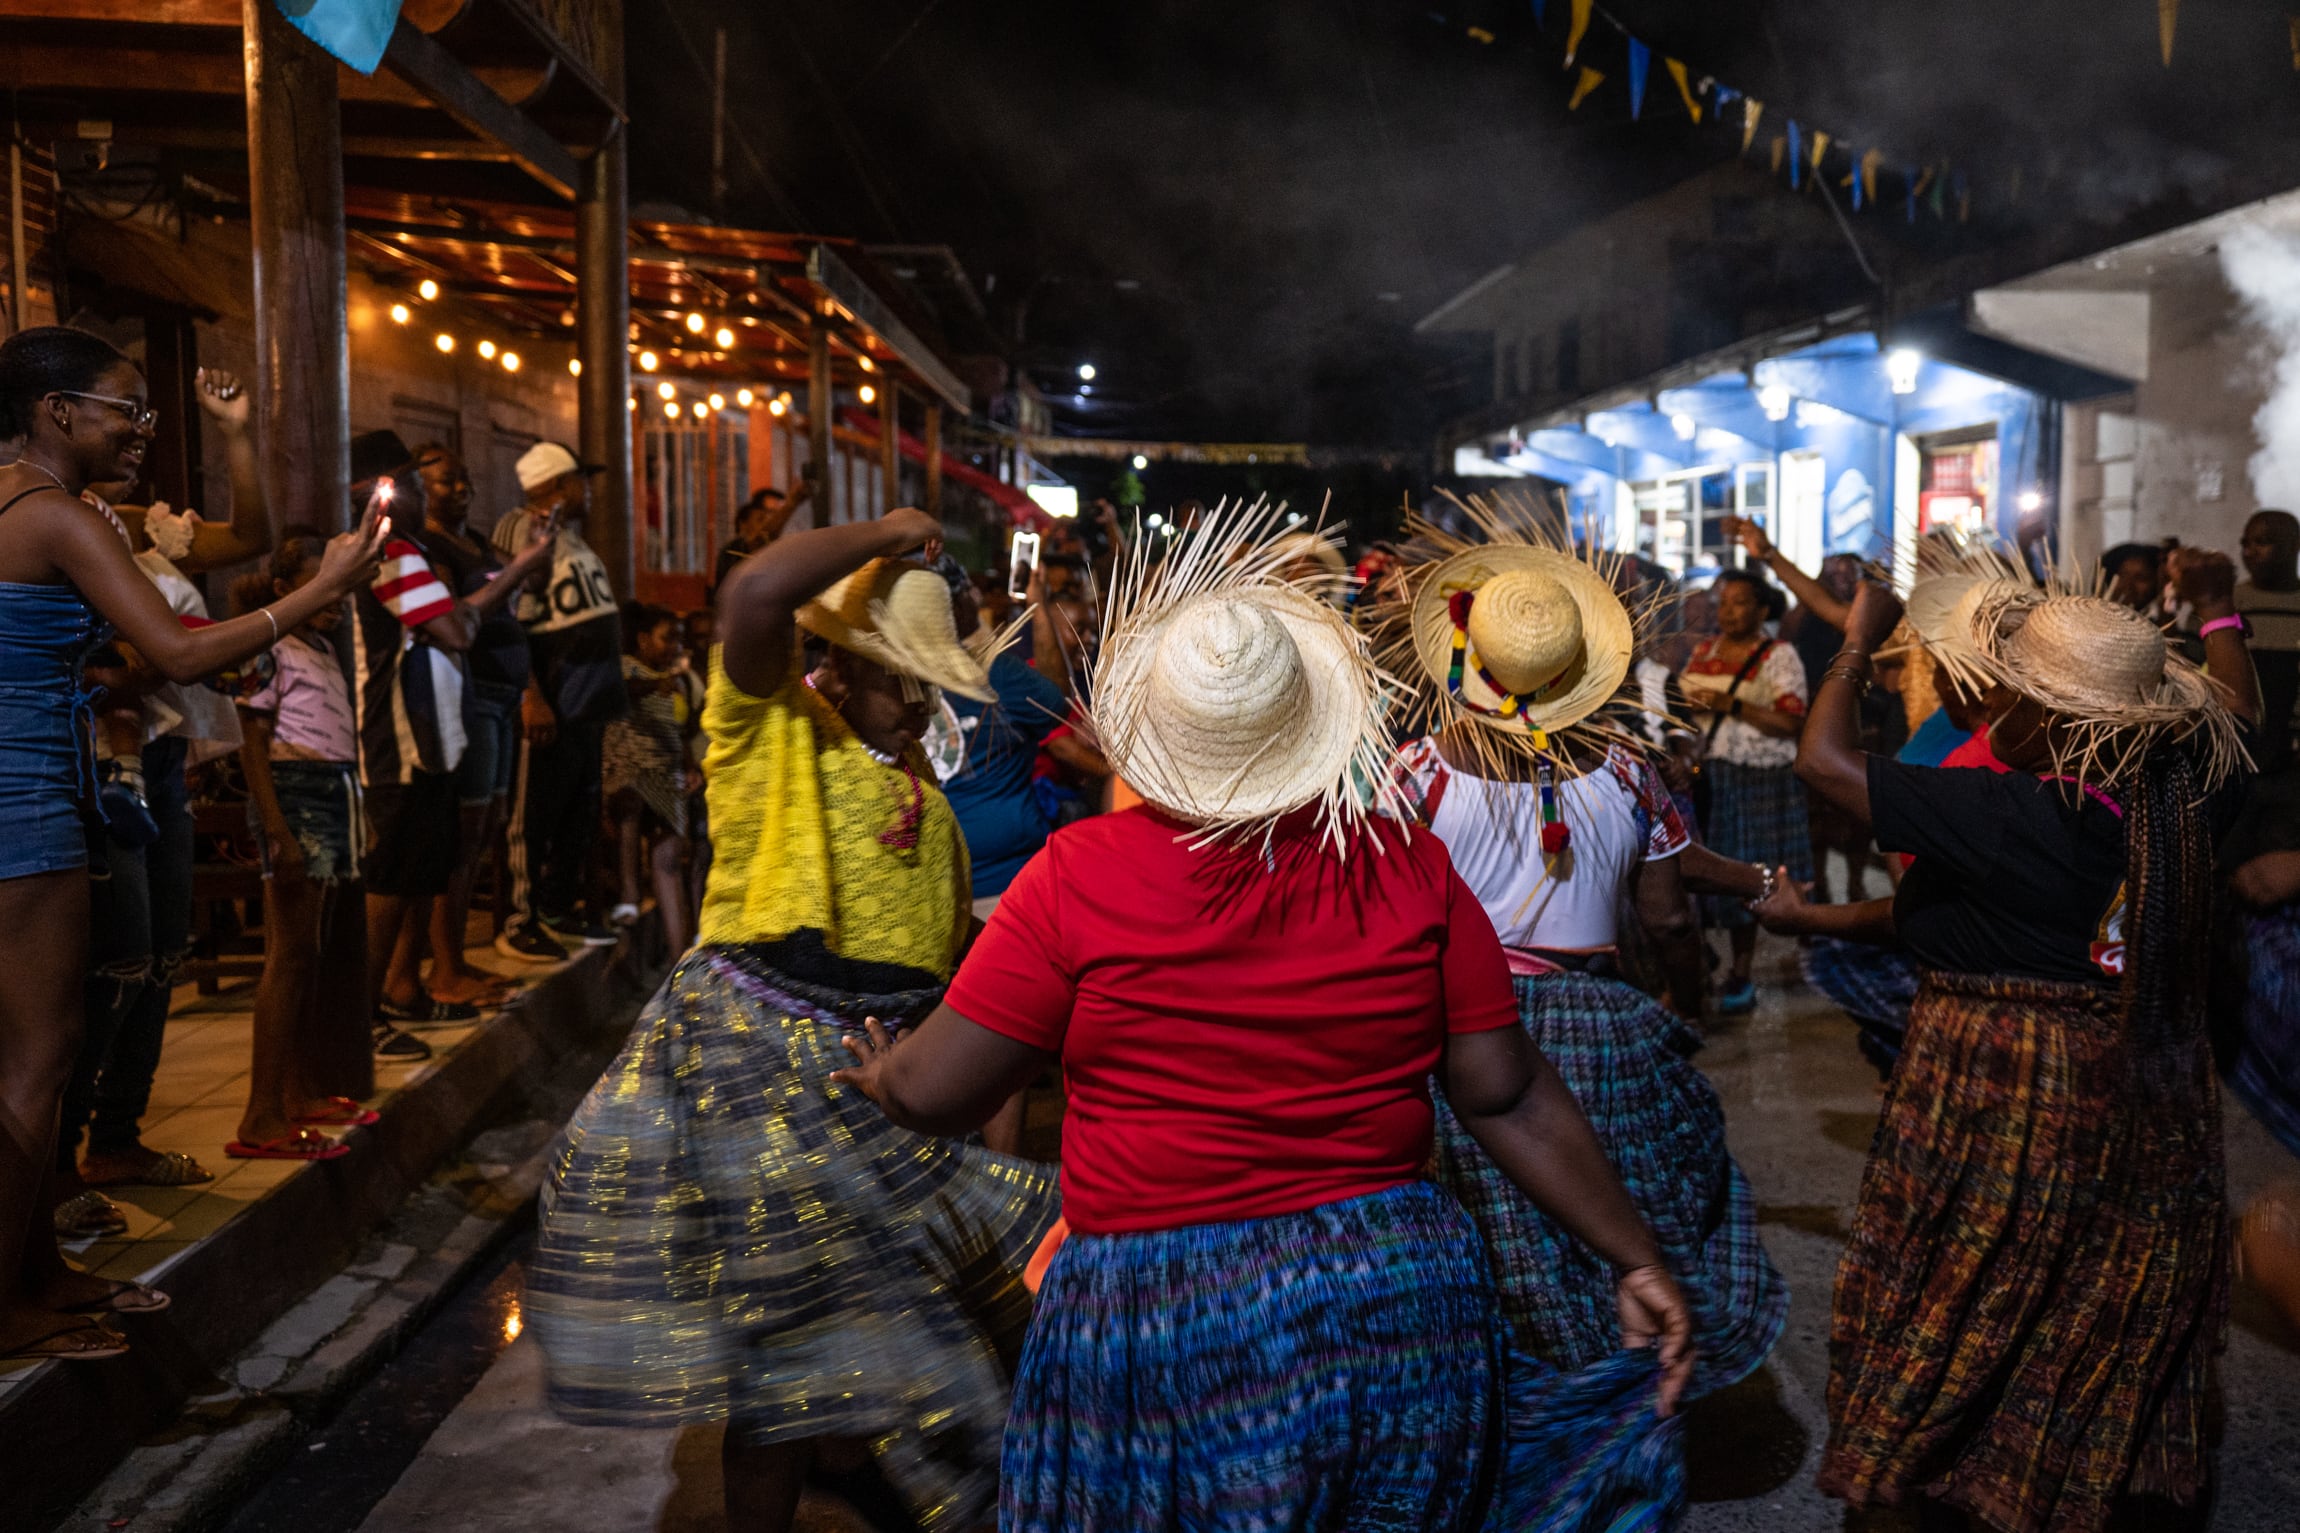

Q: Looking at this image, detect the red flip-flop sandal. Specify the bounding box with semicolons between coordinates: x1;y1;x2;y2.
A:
225;1129;351;1162
292;1097;381;1128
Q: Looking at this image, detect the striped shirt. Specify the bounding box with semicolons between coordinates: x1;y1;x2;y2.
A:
349;538;467;783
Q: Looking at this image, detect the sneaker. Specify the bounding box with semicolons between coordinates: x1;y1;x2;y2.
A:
494;924;569;965
541;910;619;948
1715;979;1757;1017
608;902;641;927
371;1022;434;1062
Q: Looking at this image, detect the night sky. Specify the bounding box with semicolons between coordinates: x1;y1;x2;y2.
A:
626;0;2300;448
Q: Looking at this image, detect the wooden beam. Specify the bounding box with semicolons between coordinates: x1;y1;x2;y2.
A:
576;121;633;597
809;317;835;525
0;42;550;107
879;384;900;515
0;0;467;26
805;243;971;415
380;17;580;199
243;0;349;536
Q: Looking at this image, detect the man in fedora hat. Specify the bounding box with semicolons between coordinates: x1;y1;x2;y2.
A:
491;441;623;960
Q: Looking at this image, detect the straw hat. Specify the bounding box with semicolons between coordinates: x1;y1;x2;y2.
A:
798;558;1000;703
1378;492;1646;775
1269;531;1351;601
1091;500;1403;846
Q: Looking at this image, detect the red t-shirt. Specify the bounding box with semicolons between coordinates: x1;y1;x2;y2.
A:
945;806;1519;1234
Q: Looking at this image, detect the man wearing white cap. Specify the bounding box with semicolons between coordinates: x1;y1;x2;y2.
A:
491;441;624;959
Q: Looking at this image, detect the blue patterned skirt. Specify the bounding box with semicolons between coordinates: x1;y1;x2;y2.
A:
526;944;1060;1532
2232;904;2300;1159
1800;937;1922;1079
1434;971;1788;1404
1004;1181;1683;1533
1699;760;1813;929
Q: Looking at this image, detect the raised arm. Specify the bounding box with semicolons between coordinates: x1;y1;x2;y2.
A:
1725;515;1850;632
43;490;386;685
2171;548;2261;728
1795;581;1905;824
1442;1023;1695;1413
716;507;942;696
175;368;272;571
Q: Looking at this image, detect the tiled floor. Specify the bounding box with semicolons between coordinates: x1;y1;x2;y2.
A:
7;934;549;1386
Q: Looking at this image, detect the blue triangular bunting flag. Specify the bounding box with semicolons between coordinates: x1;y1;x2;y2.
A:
1626;38;1650;119
274;0;402;74
1786;120;1802;187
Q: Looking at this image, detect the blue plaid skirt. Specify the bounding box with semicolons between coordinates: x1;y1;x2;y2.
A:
1434;971;1788;1404
1699;760;1813;929
1800;937;1922;1080
527;945;1059;1533
2232;904;2300;1159
1003;1182;1682;1533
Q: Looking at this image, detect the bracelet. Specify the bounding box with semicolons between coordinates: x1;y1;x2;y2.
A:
1746;861;1776;908
2197;613;2248;640
259;606;278;642
1821;662;1872;697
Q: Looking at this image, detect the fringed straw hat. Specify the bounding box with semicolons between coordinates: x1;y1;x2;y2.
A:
1377;491;1650;778
798;557;1004;703
1905;539;2245;791
1090;500;1405;848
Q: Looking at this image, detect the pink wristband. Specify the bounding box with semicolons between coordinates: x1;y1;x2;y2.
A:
2198;614;2247;639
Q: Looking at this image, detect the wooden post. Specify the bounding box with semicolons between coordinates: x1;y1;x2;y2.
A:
922;401;943;520
808;317;835;524
142;310;203;514
243;0;349;534
577;123;633;596
879;383;901;514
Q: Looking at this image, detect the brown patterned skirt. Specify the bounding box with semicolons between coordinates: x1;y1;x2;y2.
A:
1818;970;2228;1533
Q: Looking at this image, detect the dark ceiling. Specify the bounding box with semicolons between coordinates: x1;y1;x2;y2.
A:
625;0;2300;447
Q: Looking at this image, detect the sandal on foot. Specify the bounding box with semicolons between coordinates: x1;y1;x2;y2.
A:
375;995;482;1026
3;1319;129;1364
81;1149;214;1189
226;1129;351;1162
61;1279;171;1316
51;1189;128;1239
292;1097;381;1128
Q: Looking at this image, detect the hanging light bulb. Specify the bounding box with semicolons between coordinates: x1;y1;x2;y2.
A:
500;351;521;373
657;381;677;400
691;400;709;419
434;333;455;353
568;357;582;377
767;395;787;417
388;303;411;325
708;393;726;412
1131;454;1149;470
627;395;638;412
858;383;877;404
685;312;706;335
663;400;679;419
858;355;876;372
736;387;755;407
1077;362;1096;381
417;278;440;301
638;350;659;372
477;339;498;360
714;327;735;349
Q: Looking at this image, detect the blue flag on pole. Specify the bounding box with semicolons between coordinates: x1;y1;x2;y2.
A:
275;0;403;75
1786;120;1802;187
1626;38;1650;119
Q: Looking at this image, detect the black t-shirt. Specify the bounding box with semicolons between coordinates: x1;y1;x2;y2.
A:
713;537;759;595
407;523;530;693
1871;755;2131;985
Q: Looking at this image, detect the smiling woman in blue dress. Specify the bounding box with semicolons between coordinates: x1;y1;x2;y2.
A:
0;326;387;1365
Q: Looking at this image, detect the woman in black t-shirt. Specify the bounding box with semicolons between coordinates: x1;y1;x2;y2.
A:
1753;557;2256;1533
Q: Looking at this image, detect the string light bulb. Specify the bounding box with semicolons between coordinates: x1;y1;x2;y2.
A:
434;333;455;353
388;303;411;325
627;395;637;412
477;339;498;360
500;351;521;373
417;278;440;301
708;393;726;411
691;400;708;419
663;400;679;419
858;383;877;404
1131;454;1148;470
657;381;677;400
714;327;735;349
858;356;875;372
767;396;787;417
736;388;755;408
568;357;582;376
638;350;659;372
685;312;706;335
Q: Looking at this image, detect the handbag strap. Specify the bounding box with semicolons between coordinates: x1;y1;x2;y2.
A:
1700;640;1773;752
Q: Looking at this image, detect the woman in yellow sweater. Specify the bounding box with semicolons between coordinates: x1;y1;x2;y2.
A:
526;508;1057;1533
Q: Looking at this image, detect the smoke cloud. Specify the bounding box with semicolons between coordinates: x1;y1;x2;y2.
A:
2219;225;2300;511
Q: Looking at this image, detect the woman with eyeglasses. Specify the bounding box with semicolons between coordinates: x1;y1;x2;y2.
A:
0;326;388;1364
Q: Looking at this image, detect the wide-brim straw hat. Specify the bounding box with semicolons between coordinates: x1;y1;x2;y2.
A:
798;557;1000;703
1951;585;2245;789
1378;491;1648;774
1091;501;1403;847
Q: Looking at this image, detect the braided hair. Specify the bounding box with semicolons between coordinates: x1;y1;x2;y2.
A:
0;325;131;441
2118;747;2216;1103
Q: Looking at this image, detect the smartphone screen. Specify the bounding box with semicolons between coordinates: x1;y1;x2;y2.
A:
1008;530;1041;601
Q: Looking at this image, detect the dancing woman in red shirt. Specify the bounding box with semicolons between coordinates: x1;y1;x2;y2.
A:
835;502;1694;1531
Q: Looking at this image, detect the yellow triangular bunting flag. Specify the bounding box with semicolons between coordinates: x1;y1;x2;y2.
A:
1742;98;1764;152
1665;58;1701;122
2159;0;2178;65
1568;66;1606;110
1860;147;1884;203
1770;135;1785;175
1810;130;1831;172
1565;0;1593;65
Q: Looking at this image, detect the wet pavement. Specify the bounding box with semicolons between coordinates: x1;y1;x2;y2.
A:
198;930;2300;1533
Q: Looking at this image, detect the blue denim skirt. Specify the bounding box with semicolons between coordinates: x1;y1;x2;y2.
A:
249;759;362;884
